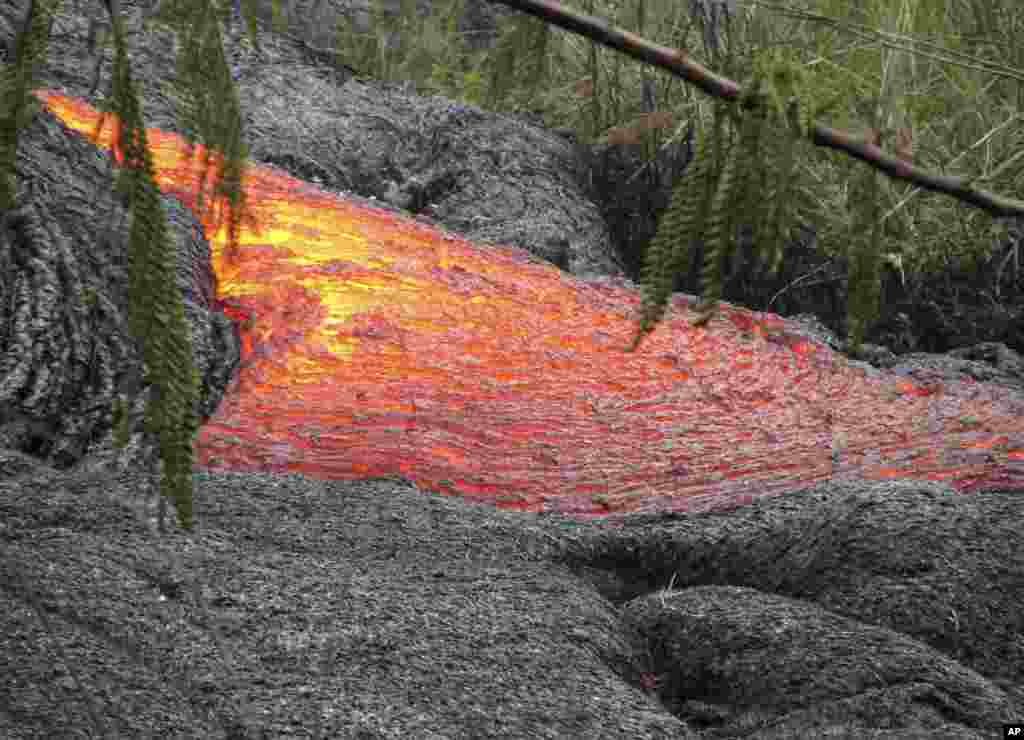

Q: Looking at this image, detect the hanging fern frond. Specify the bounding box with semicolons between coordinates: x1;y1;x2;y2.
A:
631;41;842;340
139;0;258;268
97;5;203;531
736;77;769;243
758;98;803;280
692;114;743;326
629;122;713;351
0;0;60;211
845;144;885;354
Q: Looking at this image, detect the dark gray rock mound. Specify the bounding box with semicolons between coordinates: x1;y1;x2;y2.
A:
562;477;1024;737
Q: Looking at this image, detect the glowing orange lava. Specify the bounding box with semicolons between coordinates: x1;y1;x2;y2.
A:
38;90;1024;521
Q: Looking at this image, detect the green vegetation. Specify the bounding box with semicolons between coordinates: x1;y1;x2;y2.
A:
279;1;1024;350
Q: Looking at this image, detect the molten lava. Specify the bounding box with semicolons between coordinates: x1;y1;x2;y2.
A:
38;90;1024;521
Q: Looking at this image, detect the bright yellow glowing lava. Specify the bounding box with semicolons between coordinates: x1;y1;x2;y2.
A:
38;90;1024;520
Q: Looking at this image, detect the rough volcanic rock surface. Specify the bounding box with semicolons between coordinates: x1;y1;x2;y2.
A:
2;469;1022;738
885;341;1024;395
771;309;1024;398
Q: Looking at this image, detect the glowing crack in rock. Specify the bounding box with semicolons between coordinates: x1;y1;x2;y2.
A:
38;91;1024;521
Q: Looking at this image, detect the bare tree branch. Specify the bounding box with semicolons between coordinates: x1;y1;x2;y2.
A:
490;0;1024;218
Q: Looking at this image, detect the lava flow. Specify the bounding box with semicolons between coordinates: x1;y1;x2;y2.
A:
38;90;1024;521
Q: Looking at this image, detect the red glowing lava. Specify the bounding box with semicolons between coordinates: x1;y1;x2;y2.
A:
38;90;1024;521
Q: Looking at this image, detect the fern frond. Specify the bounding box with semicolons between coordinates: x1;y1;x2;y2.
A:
135;0;258;268
736;79;768;246
629;123;711;351
757;101;802;280
693;117;742;327
101;4;203;530
845;161;884;353
0;0;60;211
